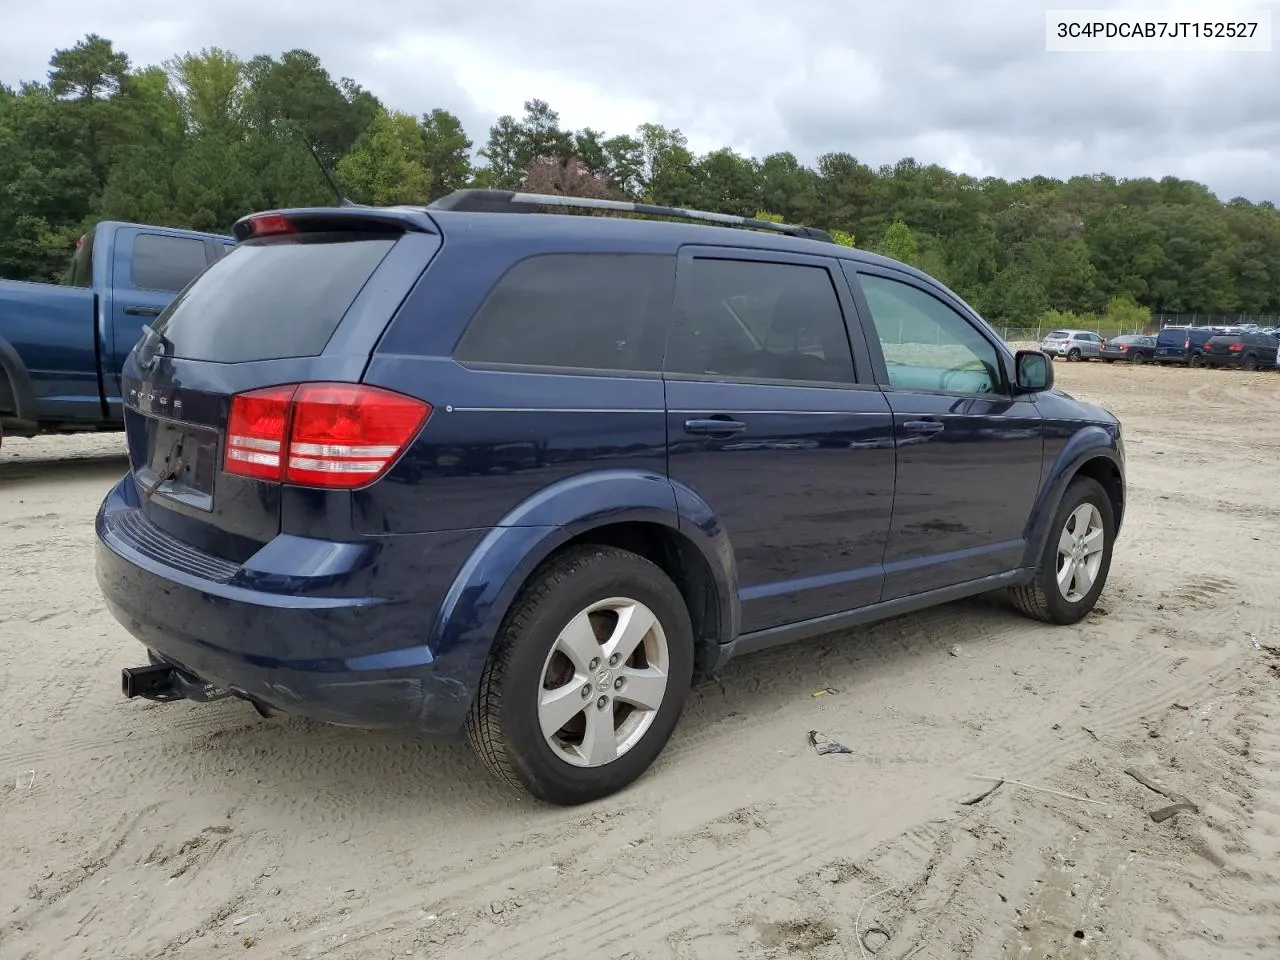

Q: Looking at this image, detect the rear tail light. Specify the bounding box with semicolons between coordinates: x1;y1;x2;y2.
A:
223;383;430;489
1119;344;1128;351
225;386;294;481
1229;342;1244;351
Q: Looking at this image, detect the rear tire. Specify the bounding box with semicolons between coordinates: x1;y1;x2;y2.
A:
1067;348;1082;362
1009;477;1114;626
1189;353;1204;368
466;545;694;805
1132;352;1147;365
1243;354;1259;371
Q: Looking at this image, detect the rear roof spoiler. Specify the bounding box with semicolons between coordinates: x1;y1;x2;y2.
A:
231;207;437;241
427;189;836;243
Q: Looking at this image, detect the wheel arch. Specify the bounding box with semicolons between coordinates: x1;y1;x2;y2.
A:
1022;432;1125;568
0;335;38;421
425;471;739;721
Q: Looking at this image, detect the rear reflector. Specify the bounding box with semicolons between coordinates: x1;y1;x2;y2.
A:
223;383;430;489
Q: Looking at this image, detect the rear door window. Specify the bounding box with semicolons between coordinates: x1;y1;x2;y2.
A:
453;253;676;374
666;257;855;384
151;232;396;363
131;234;210;292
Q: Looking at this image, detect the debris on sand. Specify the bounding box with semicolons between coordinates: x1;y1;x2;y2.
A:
1124;767;1199;822
808;731;853;756
960;780;1004;806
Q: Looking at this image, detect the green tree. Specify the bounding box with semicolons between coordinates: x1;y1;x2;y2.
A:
48;33;129;101
337;109;430;206
420;108;472;200
164;48;245;134
479;99;572;189
877;219;919;265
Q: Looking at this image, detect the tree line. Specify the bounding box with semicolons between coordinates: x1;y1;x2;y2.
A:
3;34;1279;326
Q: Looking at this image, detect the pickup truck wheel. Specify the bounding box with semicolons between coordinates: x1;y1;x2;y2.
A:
1067;348;1082;361
1009;476;1114;626
466;545;694;805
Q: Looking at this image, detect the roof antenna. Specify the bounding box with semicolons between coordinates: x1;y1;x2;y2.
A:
296;129;362;207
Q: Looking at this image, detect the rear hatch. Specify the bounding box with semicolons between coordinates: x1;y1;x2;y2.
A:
1203;335;1239;358
1155;328;1188;358
119;210;441;564
1042;331;1069;349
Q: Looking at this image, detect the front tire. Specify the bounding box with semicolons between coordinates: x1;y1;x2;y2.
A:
466;545;694;805
1009;476;1114;625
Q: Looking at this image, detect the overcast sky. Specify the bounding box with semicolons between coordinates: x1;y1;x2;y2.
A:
2;0;1277;202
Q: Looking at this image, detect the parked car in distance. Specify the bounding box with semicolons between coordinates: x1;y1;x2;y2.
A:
96;191;1126;805
0;221;234;441
1100;335;1156;364
1154;326;1219;367
1201;332;1280;371
1041;329;1105;361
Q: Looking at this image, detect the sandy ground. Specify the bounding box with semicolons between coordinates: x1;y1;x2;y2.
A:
1;362;1279;960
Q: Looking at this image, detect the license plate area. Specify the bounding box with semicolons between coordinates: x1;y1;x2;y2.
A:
137;418;219;511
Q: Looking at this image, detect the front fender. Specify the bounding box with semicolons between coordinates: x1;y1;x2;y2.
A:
1021;425;1123;568
425;470;739;712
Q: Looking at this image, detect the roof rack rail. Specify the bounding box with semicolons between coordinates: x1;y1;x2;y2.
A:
426;189;836;243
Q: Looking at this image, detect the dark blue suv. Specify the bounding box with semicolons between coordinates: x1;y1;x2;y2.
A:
95;191;1125;805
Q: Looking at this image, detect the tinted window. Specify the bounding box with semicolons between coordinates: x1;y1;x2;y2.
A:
666;258;855;384
1045;330;1068;339
454;254;675;373
858;274;1001;395
131;234;210;292
151;232;395;363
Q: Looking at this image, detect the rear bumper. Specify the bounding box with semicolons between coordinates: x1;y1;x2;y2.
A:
1203;354;1269;368
95;477;486;732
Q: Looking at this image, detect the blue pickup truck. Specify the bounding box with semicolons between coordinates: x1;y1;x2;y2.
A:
0;220;233;444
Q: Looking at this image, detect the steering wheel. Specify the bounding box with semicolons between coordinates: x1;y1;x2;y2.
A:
940;359;992;393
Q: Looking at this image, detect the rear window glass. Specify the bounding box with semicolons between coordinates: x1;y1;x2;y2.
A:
152;233;395;363
1046;330;1068;339
453;253;676;374
132;234;209;292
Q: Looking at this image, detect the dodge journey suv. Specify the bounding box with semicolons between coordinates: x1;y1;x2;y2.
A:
96;191;1125;805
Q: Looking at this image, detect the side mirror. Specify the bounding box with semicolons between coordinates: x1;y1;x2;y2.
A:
1014;349;1054;393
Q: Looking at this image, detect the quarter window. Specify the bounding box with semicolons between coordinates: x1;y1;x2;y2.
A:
857;273;1002;395
453;254;676;374
666;258;855;384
